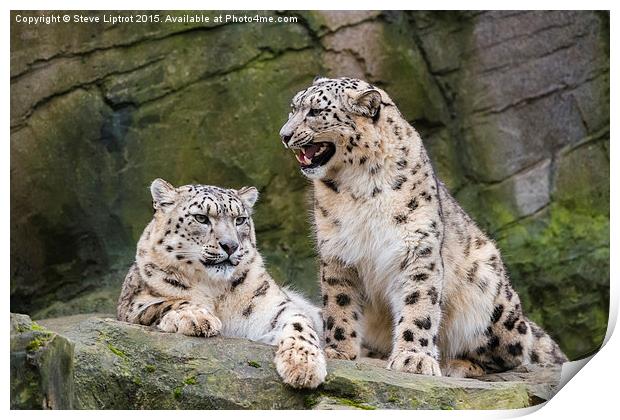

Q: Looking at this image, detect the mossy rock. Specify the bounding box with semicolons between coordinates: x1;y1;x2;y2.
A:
23;313;561;410
10;313;75;409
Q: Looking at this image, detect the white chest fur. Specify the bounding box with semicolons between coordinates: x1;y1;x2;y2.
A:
316;192;408;303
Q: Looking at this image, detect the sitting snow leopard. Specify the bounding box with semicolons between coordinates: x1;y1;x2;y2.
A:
279;76;567;377
117;179;326;388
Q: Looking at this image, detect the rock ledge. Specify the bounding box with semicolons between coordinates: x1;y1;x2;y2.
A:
11;313;561;409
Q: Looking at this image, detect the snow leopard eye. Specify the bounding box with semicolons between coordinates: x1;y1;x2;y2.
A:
307;108;322;117
235;217;247;226
193;214;210;224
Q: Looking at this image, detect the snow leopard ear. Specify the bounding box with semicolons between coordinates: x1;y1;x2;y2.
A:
313;75;327;85
350;89;382;119
238;186;259;210
150;178;177;212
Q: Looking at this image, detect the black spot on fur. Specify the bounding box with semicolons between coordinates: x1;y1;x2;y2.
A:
466;262;478;283
252;280;270;297
530;350;540;363
164;278;188;290
419;338;428;347
487;335;500;349
324;277;346;286
271;307;287;328
230;269;249;290
405;291;420;305
492;356;506;369
407;197;419;211
323;294;328;305
507;342;523;356
414;316;432;330
491;305;504;324
517;321;528;334
293;322;303;332
403;330;414;341
550;343;567;364
242;304;253;317
321;179;339;193
394;214;408;224
503;312;519;331
391;175;407;190
326;316;334;330
427;287;439;305
532;324;546;339
334;327;346;341
336;293;351;306
412;272;429;282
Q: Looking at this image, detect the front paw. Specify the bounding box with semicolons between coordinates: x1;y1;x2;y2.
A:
442;359;485;378
324;345;358;361
275;338;327;389
387;351;442;376
159;306;222;337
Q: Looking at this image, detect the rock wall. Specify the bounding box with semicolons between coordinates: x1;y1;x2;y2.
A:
10;11;609;360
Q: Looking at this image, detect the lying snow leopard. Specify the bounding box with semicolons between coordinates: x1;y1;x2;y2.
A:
117;179;326;388
279;76;567;377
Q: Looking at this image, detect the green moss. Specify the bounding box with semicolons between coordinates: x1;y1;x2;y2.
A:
183;376;197;385
26;334;53;352
107;343;127;358
173;386;183;400
29;322;46;332
144;364;156;373
497;203;609;359
247;360;261;368
303;394;320;408
333;397;376;410
16;320;50;334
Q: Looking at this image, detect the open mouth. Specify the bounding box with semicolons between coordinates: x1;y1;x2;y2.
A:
293;142;336;169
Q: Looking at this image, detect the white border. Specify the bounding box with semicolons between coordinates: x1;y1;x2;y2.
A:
4;1;617;419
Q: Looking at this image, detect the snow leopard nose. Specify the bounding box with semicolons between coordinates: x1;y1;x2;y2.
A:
219;240;239;257
279;125;293;147
280;132;292;147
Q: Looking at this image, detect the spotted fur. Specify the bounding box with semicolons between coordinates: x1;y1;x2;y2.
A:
280;77;567;377
117;179;326;388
